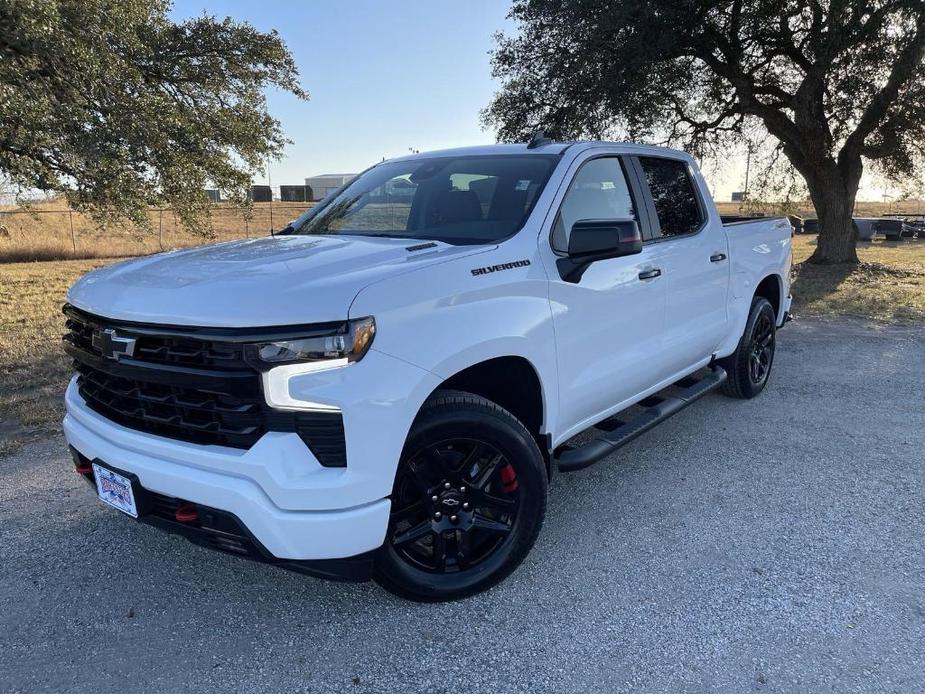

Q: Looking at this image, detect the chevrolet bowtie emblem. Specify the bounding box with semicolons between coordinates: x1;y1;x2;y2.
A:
92;328;137;361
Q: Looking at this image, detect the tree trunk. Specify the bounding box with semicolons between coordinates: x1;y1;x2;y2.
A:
805;162;861;265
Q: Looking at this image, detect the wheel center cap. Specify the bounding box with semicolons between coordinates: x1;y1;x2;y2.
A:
440;491;463;511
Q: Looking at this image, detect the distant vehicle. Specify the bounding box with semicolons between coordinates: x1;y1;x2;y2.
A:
853;218;878;242
789;216;921;241
905;217;925;239
875;218;905;241
788;215;804;234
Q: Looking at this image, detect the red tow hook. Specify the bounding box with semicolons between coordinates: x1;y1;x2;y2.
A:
74;462;93;476
175;503;199;523
499;463;518;494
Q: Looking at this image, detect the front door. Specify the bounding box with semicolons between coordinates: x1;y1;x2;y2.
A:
545;155;670;438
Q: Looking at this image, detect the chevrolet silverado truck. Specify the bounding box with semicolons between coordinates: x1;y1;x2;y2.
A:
63;138;792;601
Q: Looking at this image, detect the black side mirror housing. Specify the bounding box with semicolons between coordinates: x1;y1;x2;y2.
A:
557;219;643;283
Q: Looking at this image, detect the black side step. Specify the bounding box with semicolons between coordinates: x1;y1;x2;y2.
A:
555;367;727;473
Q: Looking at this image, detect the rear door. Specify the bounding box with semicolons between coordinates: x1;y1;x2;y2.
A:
633;155;730;374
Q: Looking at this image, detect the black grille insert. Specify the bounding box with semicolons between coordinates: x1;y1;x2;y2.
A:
74;361;265;448
63;304;348;463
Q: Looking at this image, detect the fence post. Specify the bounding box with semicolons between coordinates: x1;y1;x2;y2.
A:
68;210;77;255
158;208;164;250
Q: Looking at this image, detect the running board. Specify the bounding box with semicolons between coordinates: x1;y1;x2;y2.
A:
555;367;727;473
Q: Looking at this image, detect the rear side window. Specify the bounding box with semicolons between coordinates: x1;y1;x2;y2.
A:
638;157;703;237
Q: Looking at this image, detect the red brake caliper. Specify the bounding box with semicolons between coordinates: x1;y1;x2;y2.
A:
499;463;518;494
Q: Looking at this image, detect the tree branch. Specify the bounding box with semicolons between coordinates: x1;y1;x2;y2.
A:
840;12;925;166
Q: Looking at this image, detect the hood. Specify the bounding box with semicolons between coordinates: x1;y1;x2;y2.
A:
67;235;488;327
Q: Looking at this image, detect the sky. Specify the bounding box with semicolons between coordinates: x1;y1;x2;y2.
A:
169;1;900;203
171;1;515;186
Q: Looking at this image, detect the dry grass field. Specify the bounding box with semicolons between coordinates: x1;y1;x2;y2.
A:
0;258;121;453
1;197;923;262
1;235;923;455
0;200;313;262
713;199;925;217
792;236;925;321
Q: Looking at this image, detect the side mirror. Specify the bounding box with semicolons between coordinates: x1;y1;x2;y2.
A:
567;219;643;259
557;219;643;283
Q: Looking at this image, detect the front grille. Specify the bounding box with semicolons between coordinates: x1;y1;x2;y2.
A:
74;361;264;448
63;304;348;463
64;309;249;371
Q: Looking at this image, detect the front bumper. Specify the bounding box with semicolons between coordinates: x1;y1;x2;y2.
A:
63;379;391;561
71;448;375;580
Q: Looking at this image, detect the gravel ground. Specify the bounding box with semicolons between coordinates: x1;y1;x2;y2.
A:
1;316;923;693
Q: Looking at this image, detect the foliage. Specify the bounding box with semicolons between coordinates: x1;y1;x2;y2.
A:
485;0;925;263
0;0;306;234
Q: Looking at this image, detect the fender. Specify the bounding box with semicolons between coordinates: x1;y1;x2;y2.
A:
716;272;785;358
350;241;560;437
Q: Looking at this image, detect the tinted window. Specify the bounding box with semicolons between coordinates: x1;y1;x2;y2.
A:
287;155;557;245
552;157;636;252
639;157;703;237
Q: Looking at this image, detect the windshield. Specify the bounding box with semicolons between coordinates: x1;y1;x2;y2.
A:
285;155;559;245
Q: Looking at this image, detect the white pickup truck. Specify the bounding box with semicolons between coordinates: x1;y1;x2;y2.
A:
63;139;792;601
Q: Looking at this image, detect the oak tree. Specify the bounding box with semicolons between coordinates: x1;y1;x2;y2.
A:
484;1;925;264
0;0;307;233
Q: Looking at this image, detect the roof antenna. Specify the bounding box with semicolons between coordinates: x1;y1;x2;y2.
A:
527;131;554;149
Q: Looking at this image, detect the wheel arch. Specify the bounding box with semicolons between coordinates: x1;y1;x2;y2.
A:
716;272;785;359
427;355;547;437
420;355;553;476
753;273;783;321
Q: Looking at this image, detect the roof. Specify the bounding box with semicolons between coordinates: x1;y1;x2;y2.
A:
387;142;573;163
385;140;694;164
302;142;695;182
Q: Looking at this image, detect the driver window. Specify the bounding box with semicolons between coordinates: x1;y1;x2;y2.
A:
552;157;636;252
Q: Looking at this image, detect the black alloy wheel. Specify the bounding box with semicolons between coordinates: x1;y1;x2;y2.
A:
389;438;520;574
374;390;546;601
748;311;775;387
719;296;777;399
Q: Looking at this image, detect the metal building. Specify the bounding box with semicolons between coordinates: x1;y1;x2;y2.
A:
249;185;272;203
304;174;356;201
280;185;311;202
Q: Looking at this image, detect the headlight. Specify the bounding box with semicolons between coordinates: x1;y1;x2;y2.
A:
244;317;376;369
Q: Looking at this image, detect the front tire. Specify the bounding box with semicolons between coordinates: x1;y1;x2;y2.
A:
374;390;547;601
718;296;777;399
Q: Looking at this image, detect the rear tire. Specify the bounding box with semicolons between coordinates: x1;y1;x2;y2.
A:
374;390;547;602
718;297;777;399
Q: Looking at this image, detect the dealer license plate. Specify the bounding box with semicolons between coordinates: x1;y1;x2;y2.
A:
92;463;138;518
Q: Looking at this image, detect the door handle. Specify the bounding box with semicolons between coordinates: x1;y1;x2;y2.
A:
638;268;662;280
710;253;727;262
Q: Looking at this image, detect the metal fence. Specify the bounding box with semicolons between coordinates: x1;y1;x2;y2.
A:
0;202;313;262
